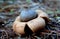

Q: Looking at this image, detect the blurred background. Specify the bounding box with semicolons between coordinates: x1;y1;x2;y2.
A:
0;0;60;39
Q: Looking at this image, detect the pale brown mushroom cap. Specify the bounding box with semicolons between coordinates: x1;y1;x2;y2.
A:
13;16;27;35
27;17;45;32
36;9;49;22
15;22;26;35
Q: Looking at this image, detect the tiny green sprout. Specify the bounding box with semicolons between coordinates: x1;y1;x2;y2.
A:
10;9;14;14
26;0;31;4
